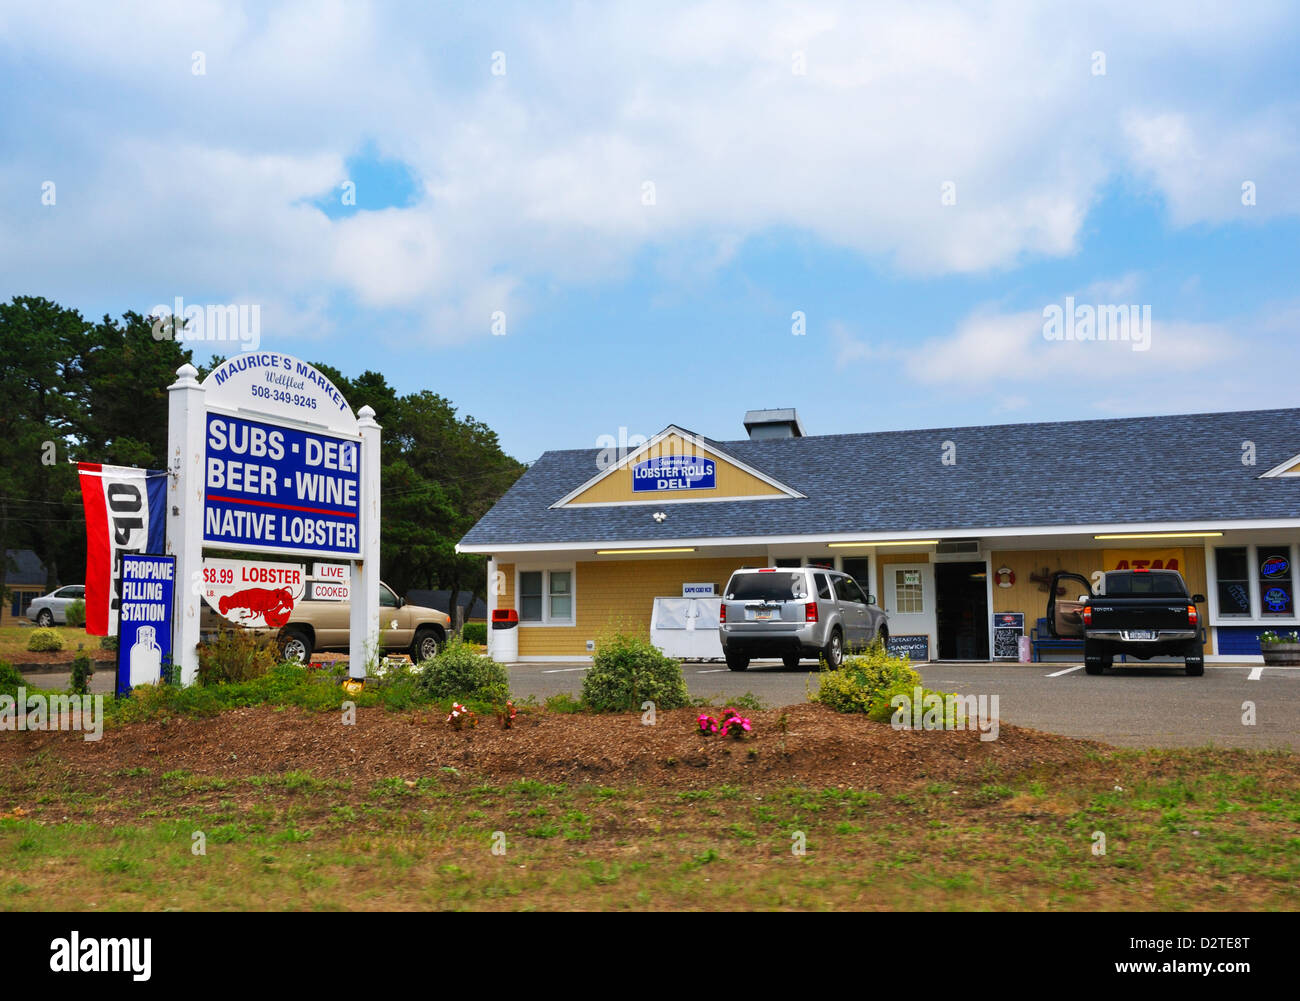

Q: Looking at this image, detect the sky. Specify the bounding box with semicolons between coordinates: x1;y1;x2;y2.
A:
2;0;1298;464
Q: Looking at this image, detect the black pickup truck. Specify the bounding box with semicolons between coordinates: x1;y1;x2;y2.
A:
1047;569;1206;676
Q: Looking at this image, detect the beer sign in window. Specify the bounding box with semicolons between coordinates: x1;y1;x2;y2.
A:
1259;547;1293;616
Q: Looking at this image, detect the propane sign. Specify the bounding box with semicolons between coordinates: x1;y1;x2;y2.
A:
204;412;361;557
116;553;175;697
200;557;306;628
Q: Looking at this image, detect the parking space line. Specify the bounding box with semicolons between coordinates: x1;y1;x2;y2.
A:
540;667;590;674
1248;666;1264;681
1046;665;1083;677
696;669;728;674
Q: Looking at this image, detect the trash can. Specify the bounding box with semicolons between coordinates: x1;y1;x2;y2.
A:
490;608;519;663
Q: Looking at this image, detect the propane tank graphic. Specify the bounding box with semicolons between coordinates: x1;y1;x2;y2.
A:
129;624;163;687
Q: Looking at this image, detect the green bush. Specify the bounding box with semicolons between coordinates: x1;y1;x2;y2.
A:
813;642;962;725
70;647;94;695
26;628;63;652
581;632;689;712
461;622;487;645
64;599;86;629
197;629;281;685
416;637;509;703
99;634;119;652
0;660;25;699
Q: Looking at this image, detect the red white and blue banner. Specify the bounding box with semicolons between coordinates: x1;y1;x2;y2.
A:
77;463;167;636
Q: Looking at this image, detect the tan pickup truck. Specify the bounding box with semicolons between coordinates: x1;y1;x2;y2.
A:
201;581;450;663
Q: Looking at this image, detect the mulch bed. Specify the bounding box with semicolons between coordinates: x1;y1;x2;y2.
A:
0;703;1107;792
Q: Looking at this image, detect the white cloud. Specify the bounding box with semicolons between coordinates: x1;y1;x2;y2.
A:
1;0;1298;344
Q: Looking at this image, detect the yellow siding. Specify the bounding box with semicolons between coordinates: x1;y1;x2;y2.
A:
989;547;1210;654
0;588;44;627
564;433;787;505
509;555;763;658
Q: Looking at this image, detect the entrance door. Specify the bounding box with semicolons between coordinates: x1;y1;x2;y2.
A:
935;561;990;660
883;563;935;655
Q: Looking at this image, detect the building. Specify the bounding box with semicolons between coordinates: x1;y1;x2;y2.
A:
457;407;1300;664
3;549;51;626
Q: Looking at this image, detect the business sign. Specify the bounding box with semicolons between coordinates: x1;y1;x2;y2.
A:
682;582;716;597
1103;548;1184;573
309;563;351;600
885;633;930;662
992;612;1024;660
200;557;306;628
116;553;175;696
203;352;358;436
1260;553;1290;578
78;463;167;636
631;454;716;493
204;412;361;557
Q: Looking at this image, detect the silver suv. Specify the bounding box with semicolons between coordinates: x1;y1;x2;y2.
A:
718;567;889;671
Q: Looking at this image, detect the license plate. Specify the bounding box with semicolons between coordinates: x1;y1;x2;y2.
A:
1128;629;1156;640
754;610;776;621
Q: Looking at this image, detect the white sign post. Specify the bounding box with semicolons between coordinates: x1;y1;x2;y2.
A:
165;354;380;685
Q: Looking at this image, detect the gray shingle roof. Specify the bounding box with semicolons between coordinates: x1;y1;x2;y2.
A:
4;549;48;587
459;408;1300;548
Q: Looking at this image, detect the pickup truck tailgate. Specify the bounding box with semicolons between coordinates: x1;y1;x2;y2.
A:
1087;598;1192;634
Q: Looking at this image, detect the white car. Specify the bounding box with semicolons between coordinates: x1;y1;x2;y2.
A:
27;584;85;626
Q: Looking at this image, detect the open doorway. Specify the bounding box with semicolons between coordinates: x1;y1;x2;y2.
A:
935;561;989;660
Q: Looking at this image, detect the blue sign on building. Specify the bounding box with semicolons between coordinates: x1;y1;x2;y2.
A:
116;553;175;696
631;454;717;493
204;412;361;557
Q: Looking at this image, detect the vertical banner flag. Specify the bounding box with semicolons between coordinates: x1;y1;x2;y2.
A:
78;463;167;636
115;553;176;697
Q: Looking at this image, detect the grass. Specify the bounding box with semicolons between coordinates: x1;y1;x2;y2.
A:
1;747;1297;910
0;625;98;662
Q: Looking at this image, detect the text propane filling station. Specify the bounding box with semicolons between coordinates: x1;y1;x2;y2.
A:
203;412;361;555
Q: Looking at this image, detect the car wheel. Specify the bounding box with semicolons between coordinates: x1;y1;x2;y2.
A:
877;626;889;647
36;609;54;627
411;627;442;663
725;651;750;672
1083;640;1106;675
782;652;802;670
279;627;313;664
822;628;843;670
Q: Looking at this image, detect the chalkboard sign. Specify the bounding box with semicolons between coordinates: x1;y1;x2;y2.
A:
992;612;1024;661
886;634;929;662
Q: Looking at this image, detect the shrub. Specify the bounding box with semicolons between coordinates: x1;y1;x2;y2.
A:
813;644;962;725
99;635;119;652
26;628;63;652
0;660;25;699
581;632;689;712
461;622;487;645
417;637;509;703
64;599;86;629
70;647;94;695
198;629;281;685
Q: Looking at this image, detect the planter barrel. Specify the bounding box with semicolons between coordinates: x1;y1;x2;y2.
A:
1261;642;1300;666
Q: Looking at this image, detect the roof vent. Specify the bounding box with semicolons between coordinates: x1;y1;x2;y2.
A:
743;408;805;440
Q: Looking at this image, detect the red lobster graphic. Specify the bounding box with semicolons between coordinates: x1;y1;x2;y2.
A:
218;587;296;628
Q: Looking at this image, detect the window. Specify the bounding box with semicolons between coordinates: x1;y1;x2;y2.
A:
549;571;572;620
774;558;801;568
814;573;833;600
1258;545;1293;616
727;572;808;601
894;569;924;613
835;575;867;605
1214;547;1251;616
379;584;399;607
805;557;834;570
518;569;574;624
841;557;871;596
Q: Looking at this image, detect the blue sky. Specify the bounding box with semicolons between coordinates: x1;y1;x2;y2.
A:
2;1;1298;463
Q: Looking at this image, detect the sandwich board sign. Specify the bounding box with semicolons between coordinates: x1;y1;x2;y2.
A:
166;353;380;685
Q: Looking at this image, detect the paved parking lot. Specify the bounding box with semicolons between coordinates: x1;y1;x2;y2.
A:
504;659;1300;750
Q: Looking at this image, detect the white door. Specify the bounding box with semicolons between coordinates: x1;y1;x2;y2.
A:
883;563;936;658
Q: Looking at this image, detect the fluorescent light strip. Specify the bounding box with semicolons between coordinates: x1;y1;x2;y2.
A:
595;547;697;555
1092;532;1224;540
826;540;941;548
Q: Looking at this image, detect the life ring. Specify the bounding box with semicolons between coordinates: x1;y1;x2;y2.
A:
995;566;1015;588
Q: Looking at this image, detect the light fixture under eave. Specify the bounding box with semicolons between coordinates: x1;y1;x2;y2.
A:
1092;532;1224;540
595;547;697;555
827;540;942;548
